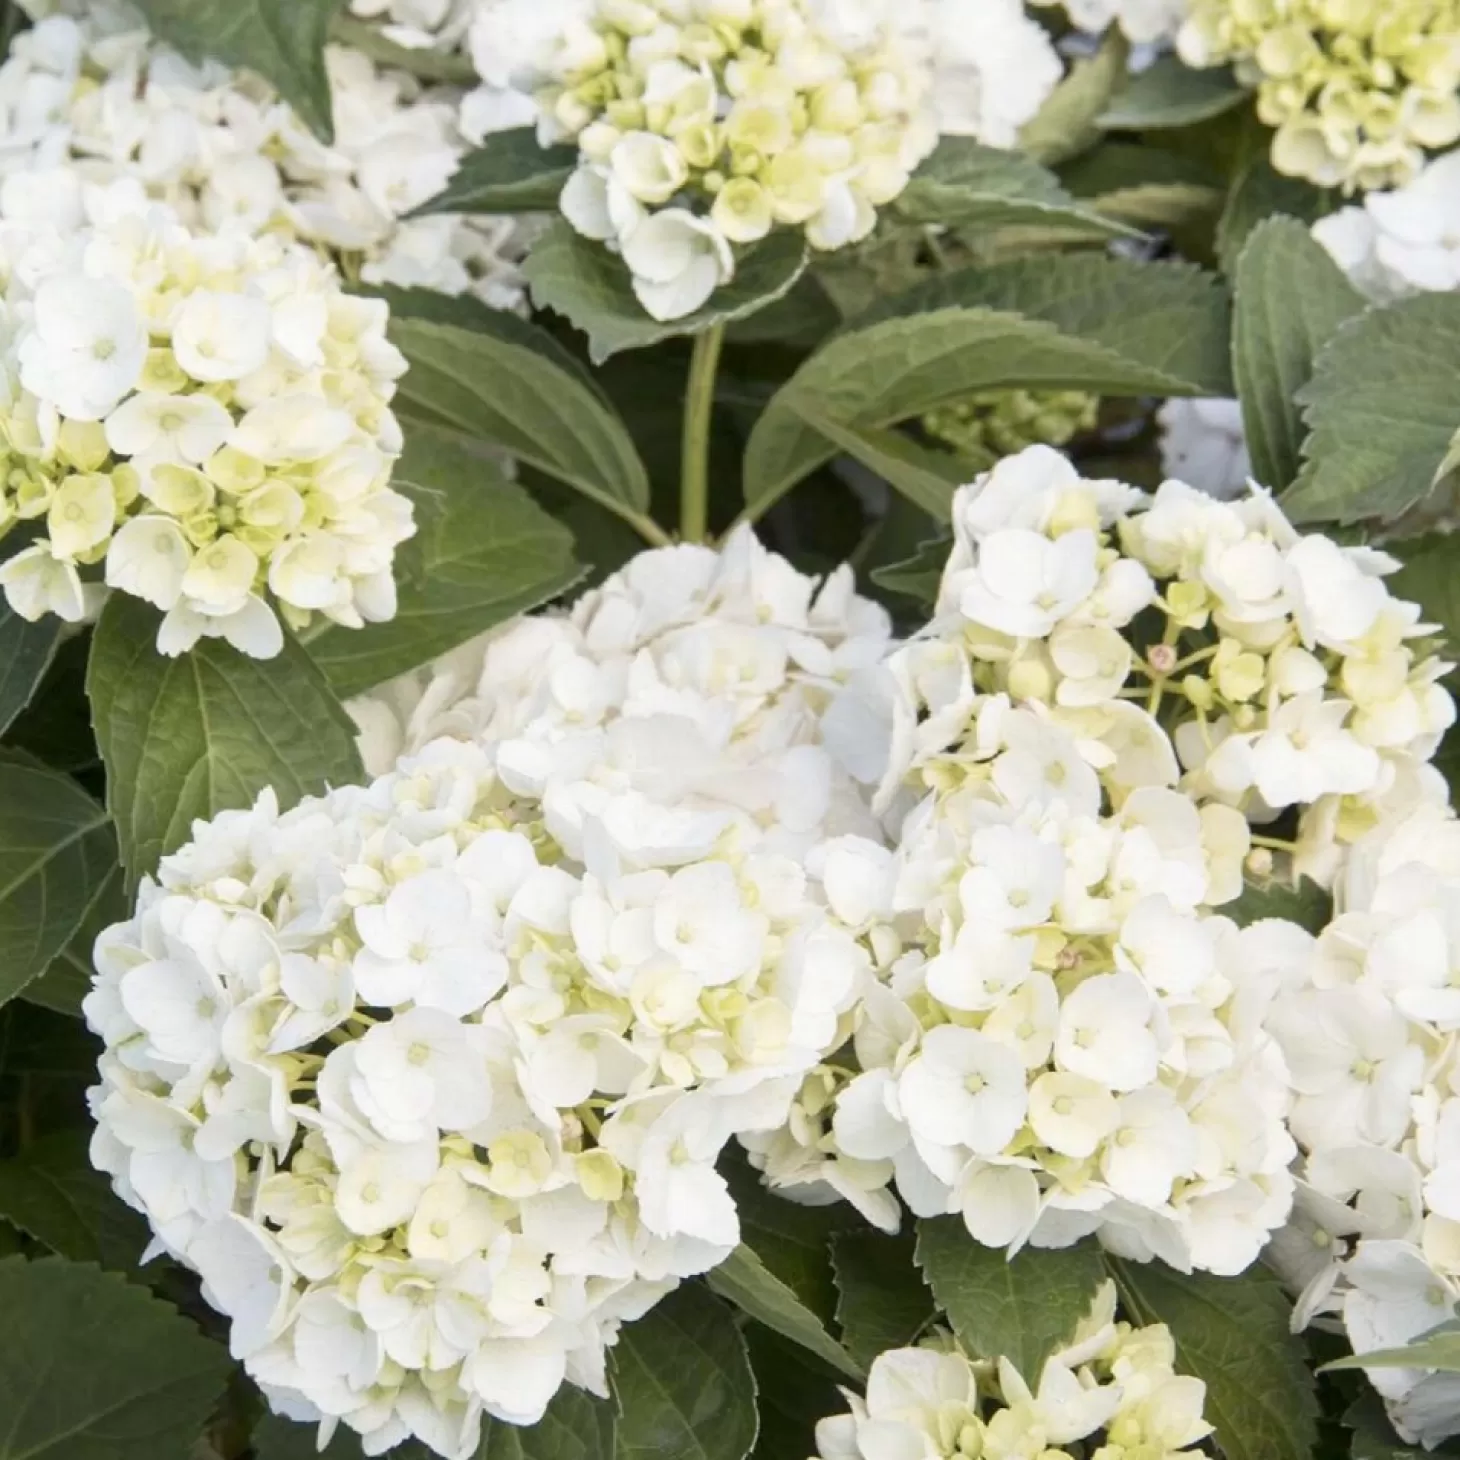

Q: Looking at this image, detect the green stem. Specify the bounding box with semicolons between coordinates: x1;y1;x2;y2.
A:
680;324;725;543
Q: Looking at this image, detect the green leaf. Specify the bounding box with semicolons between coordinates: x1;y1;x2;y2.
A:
895;138;1137;241
1232;217;1365;491
745;254;1230;513
132;0;340;141
0;1133;147;1268
0;1002;99;1081
87;597;363;885
0;758;116;1006
1345;1393;1438;1459
1284;294;1460;525
1389;534;1460;670
0;1254;231;1460
480;1390;616;1460
0;603;63;738
5;637;101;774
610;1285;758;1460
1020;29;1130;166
1107;1257;1320;1460
1327;1320;1460;1373
1062;142;1223;229
389;311;652;516
22;862;126;1018
793;407;971;521
914;1220;1106;1382
1099;56;1247;130
251;1413;372;1460
524;220;806;363
411;129;578;216
707;1243;862;1380
1225;874;1333;934
1217;157;1331;274
870;536;949;608
308;426;582;696
832;1228;936;1372
745;1329;844;1460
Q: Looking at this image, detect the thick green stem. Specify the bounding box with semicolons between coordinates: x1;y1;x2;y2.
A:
680;324;725;543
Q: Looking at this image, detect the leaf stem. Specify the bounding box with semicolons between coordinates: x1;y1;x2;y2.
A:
680;323;725;543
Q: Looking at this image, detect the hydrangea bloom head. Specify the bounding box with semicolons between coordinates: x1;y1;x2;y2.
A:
0;187;412;655
86;732;876;1456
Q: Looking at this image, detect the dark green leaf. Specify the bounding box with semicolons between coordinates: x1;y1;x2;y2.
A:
0;1254;231;1460
707;1243;861;1380
132;0;340;141
746;254;1230;513
389;311;652;515
251;1412;372;1459
832;1228;935;1371
915;1219;1105;1382
1020;29;1130;166
411;129;578;216
896;138;1137;240
87;598;363;885
22;862;126;1018
1232;217;1364;491
309;426;582;696
0;1002;99;1081
0;1133;147;1268
745;1328;844;1460
610;1285;758;1460
0;758;115;1005
0;603;63;738
1389;535;1460;671
1107;1257;1320;1460
1285;294;1460;525
1218;157;1331;274
5;636;101;774
1345;1393;1437;1459
525;221;806;363
1225;874;1333;934
870;536;949;608
480;1389;616;1460
1099;56;1247;130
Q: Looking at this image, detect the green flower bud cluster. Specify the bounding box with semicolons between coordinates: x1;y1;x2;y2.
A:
1177;0;1460;191
922;388;1100;459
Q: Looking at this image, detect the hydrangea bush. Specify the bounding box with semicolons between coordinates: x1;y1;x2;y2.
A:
2;2;1460;1460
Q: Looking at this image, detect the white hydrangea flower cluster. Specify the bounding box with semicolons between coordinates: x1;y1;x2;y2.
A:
533;0;939;320
347;526;894;852
0;186;412;656
1031;0;1190;44
1259;804;1460;1449
349;0;478;54
85;729;875;1458
1312;148;1460;302
814;1285;1212;1460
751;445;1458;1273
0;6;532;308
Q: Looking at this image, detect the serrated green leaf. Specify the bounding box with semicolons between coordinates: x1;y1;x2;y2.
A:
0;602;63;737
1217;157;1330;274
0;1132;147;1268
0;1255;231;1460
1020;29;1130;166
411;128;578;216
895;138;1137;241
1285;294;1460;525
832;1228;936;1371
133;0;339;141
389;312;652;516
914;1220;1105;1382
0;759;116;1006
1232;217;1365;491
707;1243;862;1380
745;255;1230;512
524;220;806;363
1225;874;1333;933
1099;56;1247;130
870;535;949;607
22;862;126;1018
745;1328;844;1460
308;425;582;696
1327;1320;1460;1373
793;407;970;521
1107;1257;1320;1460
87;597;363;885
610;1285;758;1460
